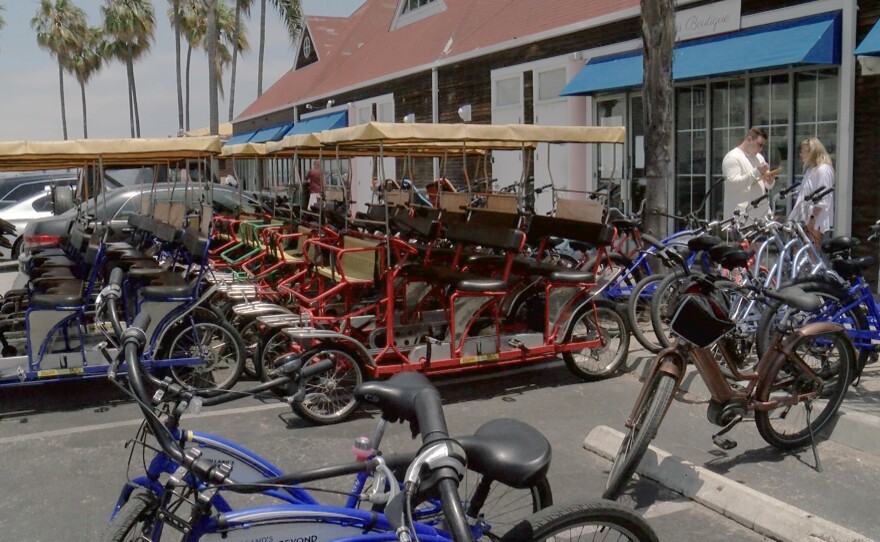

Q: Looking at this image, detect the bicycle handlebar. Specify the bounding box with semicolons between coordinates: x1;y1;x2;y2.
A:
749;193;769;208
809;186;834;203
778;181;802;198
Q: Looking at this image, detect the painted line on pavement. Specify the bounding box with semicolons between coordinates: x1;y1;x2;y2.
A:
584;425;872;542
0;402;289;445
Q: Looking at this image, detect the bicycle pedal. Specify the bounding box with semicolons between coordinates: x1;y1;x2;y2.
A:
712;435;737;450
507;338;529;352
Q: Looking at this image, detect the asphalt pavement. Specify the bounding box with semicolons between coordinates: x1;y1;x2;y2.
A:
1;265;879;540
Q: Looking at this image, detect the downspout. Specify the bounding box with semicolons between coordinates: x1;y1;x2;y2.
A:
432;66;439;180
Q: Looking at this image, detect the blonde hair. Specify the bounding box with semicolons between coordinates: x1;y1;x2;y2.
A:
800;137;833;171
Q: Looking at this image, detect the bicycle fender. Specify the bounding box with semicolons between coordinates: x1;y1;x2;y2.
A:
558;297;618;343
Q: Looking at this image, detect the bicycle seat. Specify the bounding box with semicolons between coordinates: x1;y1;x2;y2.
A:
687;235;723;252
821;236;860;254
775;287;821;313
549;270;595;283
715;248;753;270
456;278;506;292
29;292;84;308
832;256;877;279
140;284;193;298
355;372;441;430
457;418;551;488
611;219;639;231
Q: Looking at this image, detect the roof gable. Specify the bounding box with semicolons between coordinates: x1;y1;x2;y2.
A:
238;0;640;121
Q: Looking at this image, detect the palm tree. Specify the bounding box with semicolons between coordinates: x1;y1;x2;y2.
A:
178;0;205;131
257;0;302;97
0;4;6;44
101;0;155;138
168;0;184;134
227;0;252;121
67;26;106;138
32;0;88;141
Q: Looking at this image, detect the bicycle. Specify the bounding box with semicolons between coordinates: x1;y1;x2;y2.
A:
604;269;854;500
104;311;658;541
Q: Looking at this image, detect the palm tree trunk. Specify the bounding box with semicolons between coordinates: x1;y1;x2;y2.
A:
186;44;193;131
80;80;88;139
228;3;242;121
257;0;266;97
57;61;68;140
127;52;141;137
207;0;219;135
126;69;135;138
173;1;184;133
641;0;675;237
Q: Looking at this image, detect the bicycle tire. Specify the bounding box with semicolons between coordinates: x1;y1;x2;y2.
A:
499;501;659;542
100;488;158;542
627;273;665;353
650;269;688;349
466;473;552;538
290;344;364;425
754;329;854;449
167;318;246;391
604;371;676;500
755;280;869;377
562;304;629;380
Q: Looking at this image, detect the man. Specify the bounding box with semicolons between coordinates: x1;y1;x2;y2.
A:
722;127;776;220
304;160;323;209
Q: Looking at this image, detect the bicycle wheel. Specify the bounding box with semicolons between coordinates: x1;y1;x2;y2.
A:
604;371;676;500
167;319;246;391
627;273;665;353
755;280;869;377
464;473;552;538
260;329;297;383
291;344;364;425
100;488;158;542
650;270;687;349
754;329;854;449
238;317;263;379
562;304;629;380
499;501;659;542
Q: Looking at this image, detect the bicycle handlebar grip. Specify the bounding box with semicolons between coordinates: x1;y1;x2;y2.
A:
414;387;449;445
779;181;802;197
750;193;769;207
109;268;124;289
121;313;151;348
810;187;834;202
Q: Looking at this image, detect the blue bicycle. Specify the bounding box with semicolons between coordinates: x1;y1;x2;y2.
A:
102;307;658;541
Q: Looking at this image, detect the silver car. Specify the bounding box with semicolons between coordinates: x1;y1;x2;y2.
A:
0;191;55;259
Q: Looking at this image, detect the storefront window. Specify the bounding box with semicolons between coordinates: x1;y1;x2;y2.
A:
795;69;839;164
675;86;708;219
710;80;746;219
595;97;625;209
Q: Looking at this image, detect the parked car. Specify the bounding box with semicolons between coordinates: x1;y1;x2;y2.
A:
0;173;78;212
19;183;262;271
0;191;56;259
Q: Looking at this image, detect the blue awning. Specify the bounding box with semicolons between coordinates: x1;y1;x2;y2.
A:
284;110;348;136
225;130;257;145
856;18;880;55
561;11;841;96
248;122;294;143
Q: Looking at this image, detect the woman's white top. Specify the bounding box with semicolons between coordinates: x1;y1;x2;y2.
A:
789;163;834;233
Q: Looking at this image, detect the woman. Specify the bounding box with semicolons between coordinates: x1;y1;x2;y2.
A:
789;137;834;244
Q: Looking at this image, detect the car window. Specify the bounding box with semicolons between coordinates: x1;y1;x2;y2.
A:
31;195;52;213
4;182;50;201
112;194;141;221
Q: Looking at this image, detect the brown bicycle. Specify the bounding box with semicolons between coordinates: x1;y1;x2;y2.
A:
603;269;854;500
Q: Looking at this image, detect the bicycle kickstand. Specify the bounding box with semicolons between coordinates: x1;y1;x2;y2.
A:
805;400;823;473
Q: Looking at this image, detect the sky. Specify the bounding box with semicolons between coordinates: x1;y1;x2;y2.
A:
0;0;365;141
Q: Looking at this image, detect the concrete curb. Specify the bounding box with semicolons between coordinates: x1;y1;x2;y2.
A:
584;425;873;542
625;354;880;457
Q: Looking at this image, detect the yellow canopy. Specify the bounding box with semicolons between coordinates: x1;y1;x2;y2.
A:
0;136;222;170
221;142;269;157
318;122;626;147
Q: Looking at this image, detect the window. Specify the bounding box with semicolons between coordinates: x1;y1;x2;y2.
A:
495;77;520;108
537;68;566;102
795;70;838;164
710;80;746;219
402;0;435;14
4;182;52;202
32;195;52;213
113;194;141;221
393;0;445;30
675;86;708;219
596;98;626;208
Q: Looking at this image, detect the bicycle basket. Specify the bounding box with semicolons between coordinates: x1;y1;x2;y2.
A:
669;293;735;348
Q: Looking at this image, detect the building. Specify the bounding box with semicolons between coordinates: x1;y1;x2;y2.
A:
233;0;880;238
